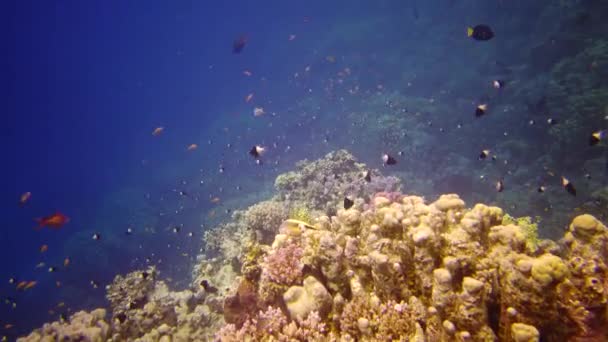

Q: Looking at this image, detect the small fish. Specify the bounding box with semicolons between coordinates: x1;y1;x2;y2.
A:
8;278;15;285
382;154;397;165
245;93;254;103
140;272;149;280
172;226;180;234
200;279;218;293
243;70;252;77
187;144;198;151
126;227;133;235
16;281;27;290
589;130;606;146
92;233;101;241
479;149;491;160
90;280;99;289
467;24;494;41
364;170;372;183
39;244;48;253
561;176;576;196
288;34;296;41
63;257;70;267
210;197;221;204
232;35;248;54
326;55;336;63
35;212;70;230
344;197;354;210
48;266;57;273
19;192;32;206
253;107;265;117
35;262;46;269
249;145;265;159
152;127;164;136
537;185;546;193
492;80;505;89
547;118;558;125
475;104;488;117
187;232;194;238
24;281;37;290
3;324;13;330
495;180;504;192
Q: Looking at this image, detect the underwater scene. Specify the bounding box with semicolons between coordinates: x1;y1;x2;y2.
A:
5;0;608;341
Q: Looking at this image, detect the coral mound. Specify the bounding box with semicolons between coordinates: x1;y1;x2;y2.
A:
216;193;608;341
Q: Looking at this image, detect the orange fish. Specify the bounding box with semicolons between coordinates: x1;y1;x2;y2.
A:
19;192;32;206
3;324;13;329
63;257;70;267
243;70;252;77
35;212;69;230
245;93;254;103
40;244;48;253
210;197;221;204
187;144;198;151
24;281;37;290
152;126;164;136
16;281;27;290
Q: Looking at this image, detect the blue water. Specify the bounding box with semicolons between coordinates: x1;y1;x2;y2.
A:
4;0;606;338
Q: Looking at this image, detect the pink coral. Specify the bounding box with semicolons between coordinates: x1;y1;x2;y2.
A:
263;241;304;285
214;307;327;342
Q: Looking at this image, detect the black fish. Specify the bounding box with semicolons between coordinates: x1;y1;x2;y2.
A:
364;170;372;183
561;177;576;196
479;149;490;160
200;279;218;293
344;197;354;210
475;104;487;117
382;154;397;165
467;25;494;41
232;35;247;54
249;145;265;159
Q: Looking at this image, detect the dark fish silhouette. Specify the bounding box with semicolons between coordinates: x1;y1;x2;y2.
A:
344;197;354;210
467;25;494;41
233;35;248;54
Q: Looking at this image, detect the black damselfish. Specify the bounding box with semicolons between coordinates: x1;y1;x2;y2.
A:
467;25;494;41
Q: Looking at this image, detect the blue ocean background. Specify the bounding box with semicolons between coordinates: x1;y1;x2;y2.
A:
4;0;607;338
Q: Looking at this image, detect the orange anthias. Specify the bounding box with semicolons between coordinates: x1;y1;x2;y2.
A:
35;212;70;230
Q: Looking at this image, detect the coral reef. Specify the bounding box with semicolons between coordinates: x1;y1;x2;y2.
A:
213;192;608;341
274;149;401;212
18;152;608;341
18;309;110;342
